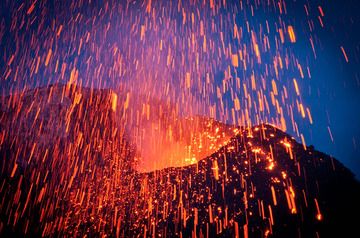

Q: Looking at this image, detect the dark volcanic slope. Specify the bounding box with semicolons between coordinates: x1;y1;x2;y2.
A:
1;85;360;238
125;125;360;238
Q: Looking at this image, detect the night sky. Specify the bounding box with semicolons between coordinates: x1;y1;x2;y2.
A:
1;0;360;177
290;0;360;178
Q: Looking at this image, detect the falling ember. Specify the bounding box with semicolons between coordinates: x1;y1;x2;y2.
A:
0;0;359;237
212;160;220;181
314;198;323;221
271;186;278;206
111;92;118;112
328;126;334;142
318;6;325;17
340;46;349;63
44;49;52;67
293;78;300;96
288;26;296;43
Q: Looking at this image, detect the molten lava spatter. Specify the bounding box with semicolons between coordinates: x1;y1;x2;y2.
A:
1;0;359;237
1;85;360;237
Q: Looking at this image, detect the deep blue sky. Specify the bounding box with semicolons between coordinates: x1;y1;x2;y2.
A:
291;0;360;178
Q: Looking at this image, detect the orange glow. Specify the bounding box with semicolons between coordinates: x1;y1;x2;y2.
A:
283;141;291;148
267;161;275;170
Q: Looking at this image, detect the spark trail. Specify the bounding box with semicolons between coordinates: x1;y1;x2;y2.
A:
1;0;359;237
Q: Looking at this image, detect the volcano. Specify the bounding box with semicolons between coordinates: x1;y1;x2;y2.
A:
1;85;359;237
